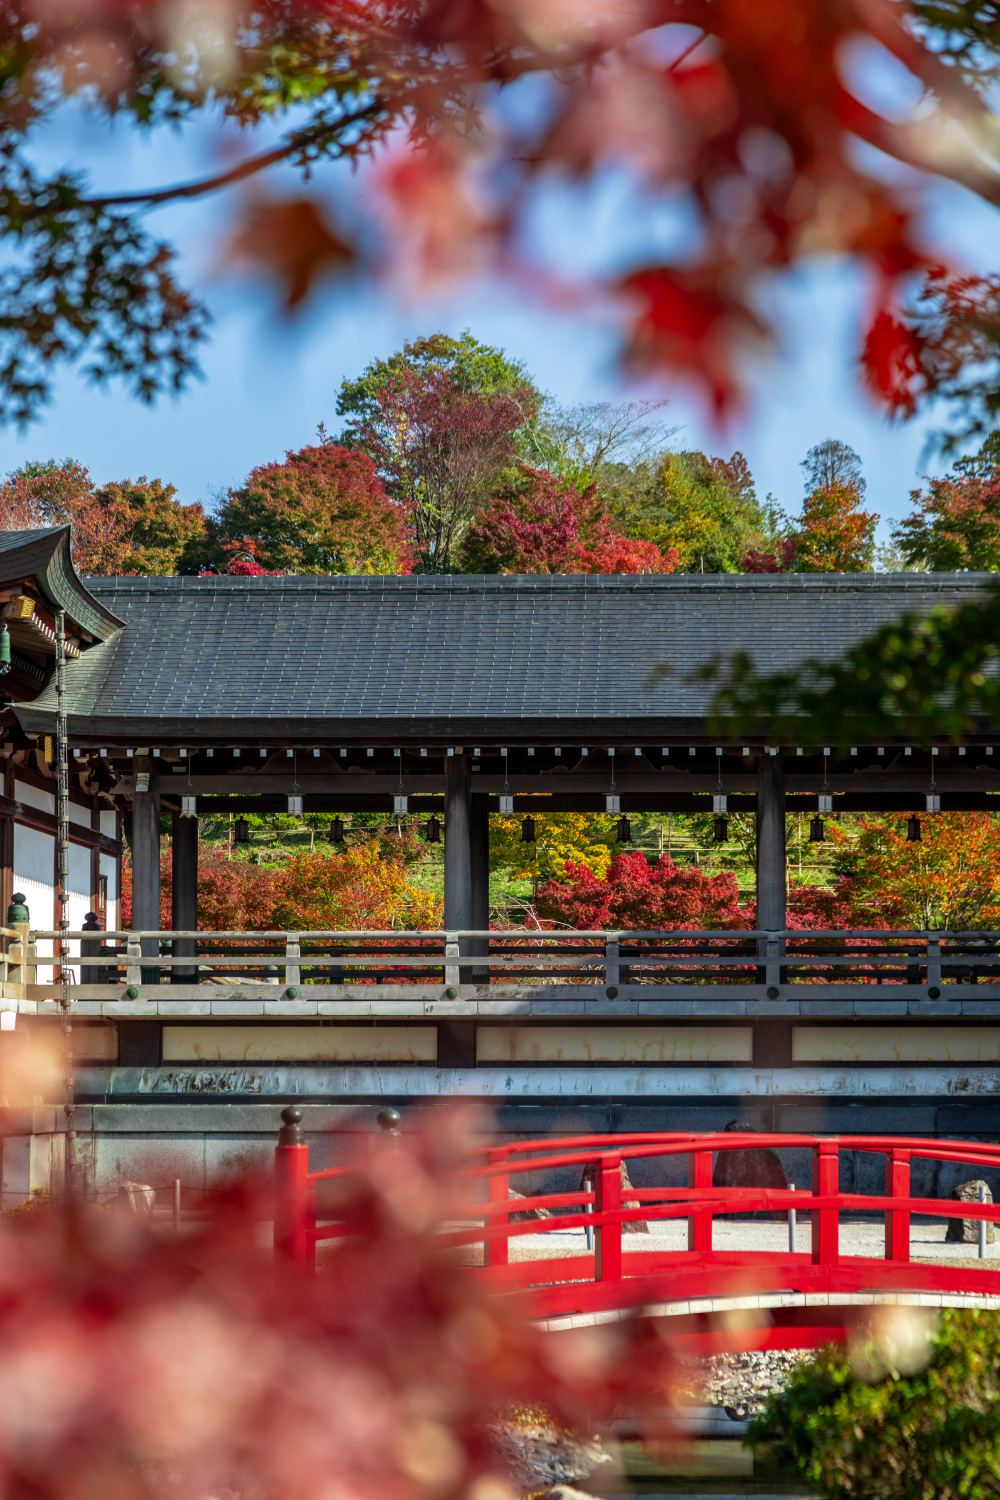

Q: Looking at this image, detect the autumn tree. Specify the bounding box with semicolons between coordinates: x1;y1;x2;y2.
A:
208;442;412;575
537;851;750;929
94;476;206;574
351;365;536;570
0;460;136;573
834;814;1000;931
794;482;879;573
613;449;784;574
893;432;1000;571
463;466;678;575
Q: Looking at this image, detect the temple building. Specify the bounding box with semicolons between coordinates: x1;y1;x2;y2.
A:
0;528;999;1198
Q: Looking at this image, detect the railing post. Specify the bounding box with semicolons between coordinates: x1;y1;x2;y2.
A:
484;1146;509;1268
274;1105;309;1265
885;1148;911;1262
927;932;942;989
444;931;460;988
125;934;142;989
595;1153;622;1282
285;933;301;990
688;1147;713;1253
766;932;781;990
812;1139;840;1265
605;934;620;988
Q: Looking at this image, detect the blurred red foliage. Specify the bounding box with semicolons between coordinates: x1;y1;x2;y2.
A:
0;1112;680;1500
537;851;748;929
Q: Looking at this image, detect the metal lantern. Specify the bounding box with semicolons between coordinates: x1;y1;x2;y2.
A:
907;814;922;842
330;817;346;842
712;792;727;816
180;794;197;818
287;793;304;815
520;816;536;843
818;792;833;815
606;793;621;814
423;815;441;844
616;815;631;843
498;792;514;815
809;815;825;843
234;817;250;845
713;815;728;843
926;791;941;814
393;793;408;815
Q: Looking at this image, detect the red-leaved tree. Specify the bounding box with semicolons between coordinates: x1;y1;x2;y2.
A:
537;851;749;929
214;443;413;575
356;368;536;569
465;468;679;575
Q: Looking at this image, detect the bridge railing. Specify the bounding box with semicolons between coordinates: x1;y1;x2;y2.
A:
275;1124;1000;1332
11;927;1000;1000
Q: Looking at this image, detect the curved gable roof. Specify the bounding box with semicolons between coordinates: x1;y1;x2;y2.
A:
0;528;123;641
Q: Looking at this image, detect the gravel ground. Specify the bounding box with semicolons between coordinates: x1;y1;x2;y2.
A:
486;1216;1000;1262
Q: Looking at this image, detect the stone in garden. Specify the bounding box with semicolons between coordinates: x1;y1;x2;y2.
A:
713;1119;788;1220
508;1187;553;1222
945;1179;995;1243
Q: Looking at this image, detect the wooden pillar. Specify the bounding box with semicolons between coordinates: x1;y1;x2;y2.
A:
131;756;160;975
444;754;472;935
470;792;489;969
756;752;786;931
171;812;198;983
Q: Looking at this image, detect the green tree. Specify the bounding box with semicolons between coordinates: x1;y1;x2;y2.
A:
337;333;538;434
615;449;781;573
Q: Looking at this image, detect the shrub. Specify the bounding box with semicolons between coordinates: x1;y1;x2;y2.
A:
748;1307;1000;1499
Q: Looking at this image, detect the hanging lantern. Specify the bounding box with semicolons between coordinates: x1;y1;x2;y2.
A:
606;793;621;814
423;815;441;844
498;792;514;814
329;817;345;842
234;817;250;845
288;793;304;816
713;815;728;842
907;814;922;842
180;794;197;818
926;791;941;814
393;793;408;815
0;626;10;675
712;792;728;816
818;792;833;815
616;815;631;843
520;815;536;843
809;815;825;843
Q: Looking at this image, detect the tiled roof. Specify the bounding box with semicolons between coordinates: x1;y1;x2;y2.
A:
0;528;122;642
15;571;992;740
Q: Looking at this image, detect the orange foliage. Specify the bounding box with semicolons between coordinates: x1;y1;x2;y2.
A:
123;842;441;932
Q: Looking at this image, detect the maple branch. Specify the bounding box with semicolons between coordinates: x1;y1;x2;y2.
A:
79;100;384;209
838;88;1000;212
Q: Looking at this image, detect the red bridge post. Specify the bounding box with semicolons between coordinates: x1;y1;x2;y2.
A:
485;1145;510;1267
812;1139;840;1265
595;1153;622;1281
274;1105;309;1265
885;1148;911;1262
688;1147;713;1252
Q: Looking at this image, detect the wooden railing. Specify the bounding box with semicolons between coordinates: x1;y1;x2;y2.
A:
8;926;1000;1001
275;1123;1000;1349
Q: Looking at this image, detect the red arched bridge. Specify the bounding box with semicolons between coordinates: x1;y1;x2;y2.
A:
274;1120;1000;1354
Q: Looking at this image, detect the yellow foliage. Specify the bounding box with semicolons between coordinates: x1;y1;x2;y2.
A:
489;812;619;882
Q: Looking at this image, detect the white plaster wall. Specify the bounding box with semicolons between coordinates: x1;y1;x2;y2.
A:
99;851;118;931
13;823;54;959
100;810;116;838
14;780;54;815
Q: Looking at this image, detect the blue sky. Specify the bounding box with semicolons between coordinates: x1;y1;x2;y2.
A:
2;80;997;544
